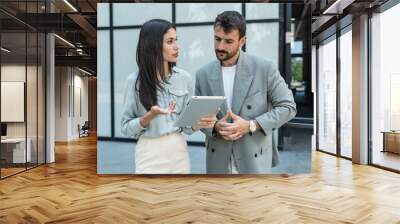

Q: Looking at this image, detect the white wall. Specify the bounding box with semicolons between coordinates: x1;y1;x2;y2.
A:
55;67;89;141
1;65;37;138
1;63;46;164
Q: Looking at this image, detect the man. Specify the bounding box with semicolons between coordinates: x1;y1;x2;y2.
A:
195;11;296;174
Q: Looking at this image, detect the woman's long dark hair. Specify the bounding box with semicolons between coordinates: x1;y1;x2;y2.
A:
135;19;176;111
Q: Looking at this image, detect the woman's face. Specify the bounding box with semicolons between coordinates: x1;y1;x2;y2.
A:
163;28;179;63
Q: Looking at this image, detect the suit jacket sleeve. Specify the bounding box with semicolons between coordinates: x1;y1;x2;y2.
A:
255;63;297;136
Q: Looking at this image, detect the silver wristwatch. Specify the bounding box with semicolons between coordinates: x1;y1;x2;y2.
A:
249;120;257;133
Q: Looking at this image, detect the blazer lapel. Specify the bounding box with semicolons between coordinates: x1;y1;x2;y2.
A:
231;51;254;115
207;62;227;118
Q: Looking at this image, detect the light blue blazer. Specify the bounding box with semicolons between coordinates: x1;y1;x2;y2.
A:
195;51;297;174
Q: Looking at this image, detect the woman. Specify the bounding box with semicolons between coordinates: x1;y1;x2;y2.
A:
121;19;216;174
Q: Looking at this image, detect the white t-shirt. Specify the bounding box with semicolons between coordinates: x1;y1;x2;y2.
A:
222;65;239;173
222;65;237;110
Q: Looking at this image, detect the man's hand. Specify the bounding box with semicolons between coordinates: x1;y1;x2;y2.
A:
192;110;218;131
215;112;233;140
227;111;250;141
216;111;250;141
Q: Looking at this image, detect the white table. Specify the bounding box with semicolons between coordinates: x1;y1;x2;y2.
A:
1;138;31;163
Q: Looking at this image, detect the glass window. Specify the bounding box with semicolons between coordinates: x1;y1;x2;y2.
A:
339;29;352;158
176;26;217;142
317;37;337;155
38;33;46;165
291;57;304;93
1;31;28;177
113;29;140;138
27;31;38;169
291;41;303;54
113;3;171;27
176;26;214;79
371;3;400;171
175;3;241;23
97;31;111;137
97;3;110;27
246;23;279;66
245;3;279;20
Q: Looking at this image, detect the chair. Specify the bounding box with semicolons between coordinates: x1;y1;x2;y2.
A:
78;121;90;138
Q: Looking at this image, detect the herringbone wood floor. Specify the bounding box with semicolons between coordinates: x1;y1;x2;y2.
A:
1;135;400;224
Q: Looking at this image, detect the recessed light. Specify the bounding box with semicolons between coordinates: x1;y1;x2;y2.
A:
1;47;11;53
54;34;75;48
63;0;78;12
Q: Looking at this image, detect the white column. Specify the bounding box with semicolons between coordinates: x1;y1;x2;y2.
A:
46;32;55;163
352;14;369;164
312;45;317;151
45;0;55;163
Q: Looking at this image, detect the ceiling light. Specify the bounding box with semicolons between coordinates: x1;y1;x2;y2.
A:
63;0;78;12
78;67;92;76
322;0;354;15
54;34;75;48
1;47;11;53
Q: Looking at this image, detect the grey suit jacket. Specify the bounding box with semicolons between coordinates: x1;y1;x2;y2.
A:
195;51;296;174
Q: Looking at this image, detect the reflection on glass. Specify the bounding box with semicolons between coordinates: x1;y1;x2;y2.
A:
291;41;303;54
97;3;110;27
113;29;139;138
177;26;216;142
176;3;241;23
246;23;279;66
97;31;112;137
371;3;400;171
291;57;304;95
27;32;38;169
113;3;171;27
340;30;352;158
318;38;337;154
177;26;214;79
246;3;279;20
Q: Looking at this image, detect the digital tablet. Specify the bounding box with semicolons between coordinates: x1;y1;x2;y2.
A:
174;96;226;127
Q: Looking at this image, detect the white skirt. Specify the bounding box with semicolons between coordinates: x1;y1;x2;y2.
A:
135;132;190;174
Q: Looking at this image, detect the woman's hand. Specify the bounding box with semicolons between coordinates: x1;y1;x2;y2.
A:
150;100;176;116
140;101;177;128
150;105;171;115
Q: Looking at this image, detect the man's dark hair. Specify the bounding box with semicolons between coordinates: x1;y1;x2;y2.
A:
214;11;246;38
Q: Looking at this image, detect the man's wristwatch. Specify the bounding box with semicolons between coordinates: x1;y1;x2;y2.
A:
249;120;257;134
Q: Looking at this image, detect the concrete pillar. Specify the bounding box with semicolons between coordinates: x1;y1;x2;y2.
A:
352;14;369;164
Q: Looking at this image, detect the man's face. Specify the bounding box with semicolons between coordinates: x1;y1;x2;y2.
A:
214;25;246;62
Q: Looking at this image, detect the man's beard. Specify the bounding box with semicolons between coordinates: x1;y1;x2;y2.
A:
215;49;238;62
